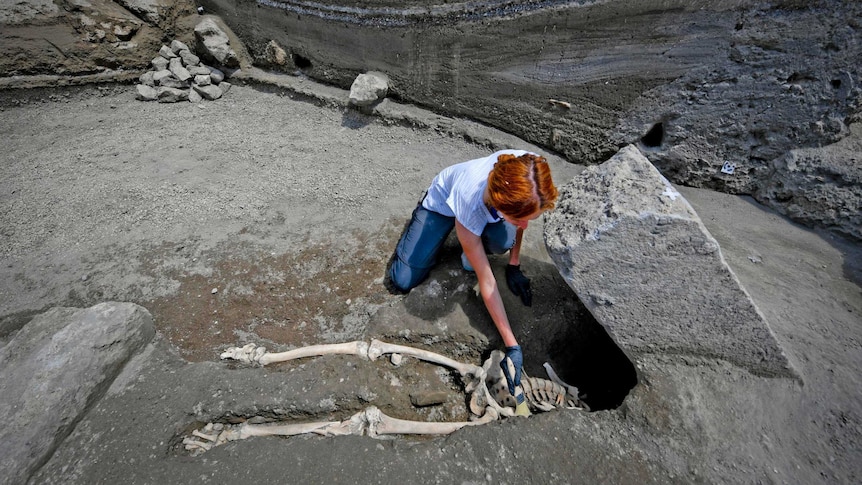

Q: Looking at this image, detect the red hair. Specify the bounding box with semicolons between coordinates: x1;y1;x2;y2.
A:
487;153;558;219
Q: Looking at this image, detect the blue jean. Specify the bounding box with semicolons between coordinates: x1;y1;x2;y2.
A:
389;202;516;291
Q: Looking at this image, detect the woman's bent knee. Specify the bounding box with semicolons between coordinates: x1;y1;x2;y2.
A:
388;258;425;292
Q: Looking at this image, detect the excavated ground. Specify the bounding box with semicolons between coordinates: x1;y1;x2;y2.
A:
1;77;860;484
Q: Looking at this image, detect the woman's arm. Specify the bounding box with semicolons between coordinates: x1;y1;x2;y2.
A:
455;221;518;347
508;227;525;266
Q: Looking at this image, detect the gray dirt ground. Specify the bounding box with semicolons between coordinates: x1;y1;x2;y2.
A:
1;77;860;484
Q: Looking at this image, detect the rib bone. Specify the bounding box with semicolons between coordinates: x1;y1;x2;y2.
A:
543;362;590;411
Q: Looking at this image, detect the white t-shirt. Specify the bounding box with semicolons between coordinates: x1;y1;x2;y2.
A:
422;149;531;236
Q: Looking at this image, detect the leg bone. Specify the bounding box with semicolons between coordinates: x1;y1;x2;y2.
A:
366;405;500;437
221;341;370;366
237;414;365;438
368;339;485;392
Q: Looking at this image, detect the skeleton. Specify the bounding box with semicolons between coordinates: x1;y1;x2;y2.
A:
183;339;587;454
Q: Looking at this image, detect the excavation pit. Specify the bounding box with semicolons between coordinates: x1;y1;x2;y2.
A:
141;225;638;450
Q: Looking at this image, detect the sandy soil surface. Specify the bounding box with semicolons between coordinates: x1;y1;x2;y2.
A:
1;77;860;484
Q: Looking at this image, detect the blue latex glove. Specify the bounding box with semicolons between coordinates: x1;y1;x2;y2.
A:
500;345;524;402
505;264;533;306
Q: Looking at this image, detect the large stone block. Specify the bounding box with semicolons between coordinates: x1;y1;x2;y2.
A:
544;145;796;378
0;302;155;485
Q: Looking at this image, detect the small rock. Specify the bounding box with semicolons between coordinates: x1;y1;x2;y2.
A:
170;39;190;54
179;50;201;67
152;69;173;83
187;65;210;76
157;87;188;103
218;82;231;96
151;56;169;71
193;74;211;86
158;75;188;89
207;66;225;84
193;84;223;100
135;84;158;101
158;45;178;59
139;71;155;87
188;88;203;103
169;57;192;81
211;288;218;294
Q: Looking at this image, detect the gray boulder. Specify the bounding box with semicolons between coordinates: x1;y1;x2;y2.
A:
138;70;155;87
207;65;225;84
158;74;189;89
194;18;239;68
135;83;158;101
168;56;191;82
188;87;203;103
193;83;223;101
544;144;797;378
349;71;389;107
158;44;177;59
113;0;162;25
0;302;154;485
150;56;169;71
170;39;190;54
187;65;210;76
152;69;173;83
157;87;189;103
179;49;200;67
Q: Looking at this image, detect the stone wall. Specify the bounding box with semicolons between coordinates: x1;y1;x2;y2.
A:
197;0;862;240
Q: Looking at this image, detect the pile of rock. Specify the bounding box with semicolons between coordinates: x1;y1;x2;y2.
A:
135;39;231;103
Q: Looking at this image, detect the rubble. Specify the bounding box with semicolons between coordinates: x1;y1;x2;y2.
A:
134;28;234;103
